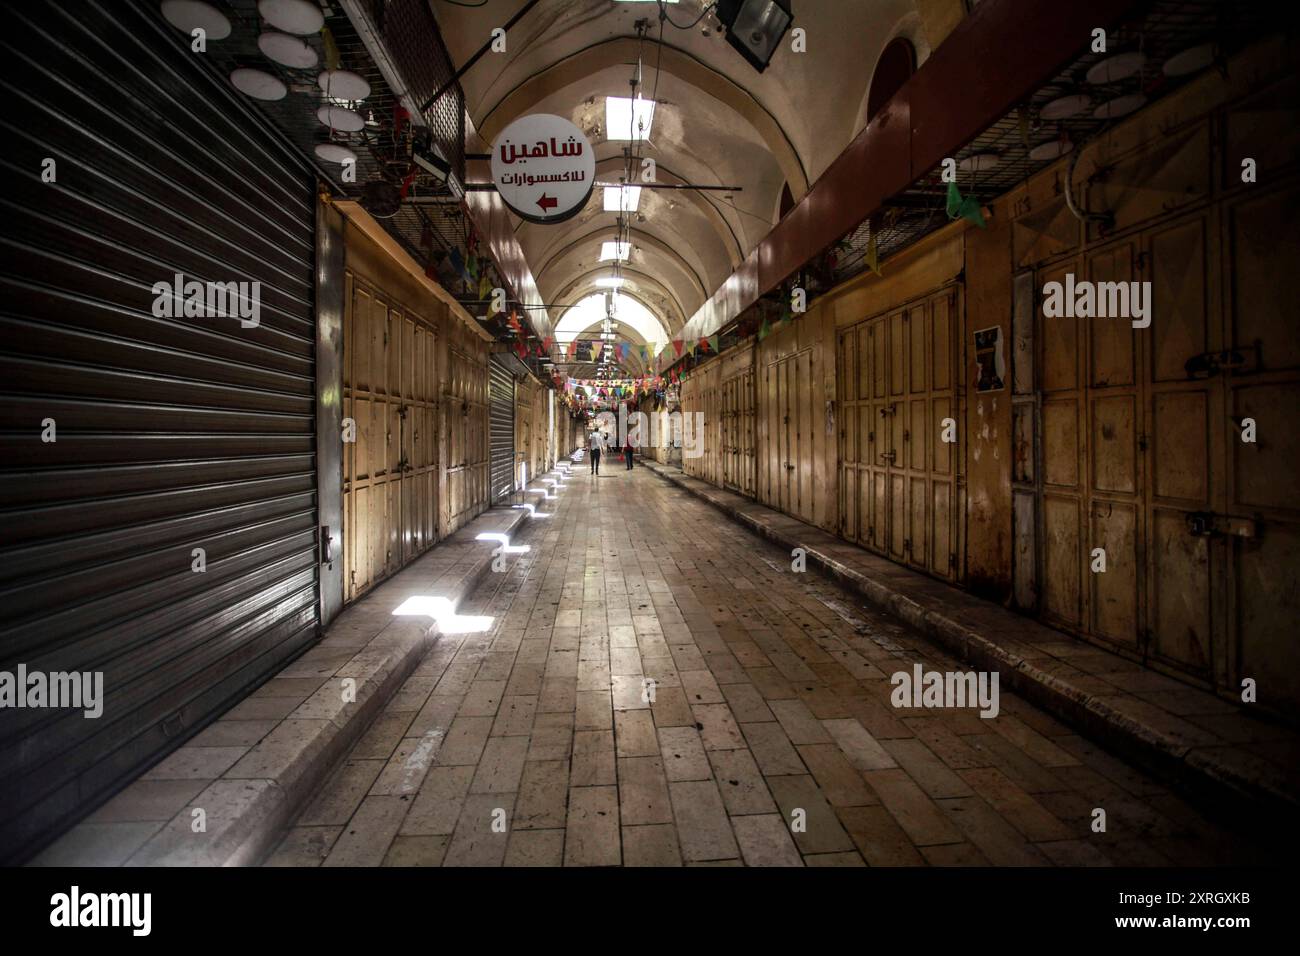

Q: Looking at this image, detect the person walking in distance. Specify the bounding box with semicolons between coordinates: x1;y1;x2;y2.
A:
589;427;603;475
623;433;634;470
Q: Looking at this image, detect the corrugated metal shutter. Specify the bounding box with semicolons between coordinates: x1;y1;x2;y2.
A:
0;2;319;860
489;357;516;502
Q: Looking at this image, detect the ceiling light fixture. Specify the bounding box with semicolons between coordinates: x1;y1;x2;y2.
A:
595;277;624;288
600;241;631;261
715;0;792;74
604;96;655;141
603;185;642;213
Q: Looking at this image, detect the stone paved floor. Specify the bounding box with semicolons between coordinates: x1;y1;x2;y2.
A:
264;463;1267;867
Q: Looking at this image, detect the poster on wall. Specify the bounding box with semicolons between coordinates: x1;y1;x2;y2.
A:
490;113;595;224
974;326;1006;392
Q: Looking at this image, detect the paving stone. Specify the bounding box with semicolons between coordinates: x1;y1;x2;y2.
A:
401;765;475;836
514;759;570;830
668;780;739;862
383;835;449;867
732;814;804;867
251;467;1265;869
505;829;565;867
444;793;514;867
323;795;408;867
658;726;712;782
565;786;620;866
622;824;683;867
615;709;659;757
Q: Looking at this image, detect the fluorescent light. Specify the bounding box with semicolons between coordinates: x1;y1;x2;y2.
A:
595;277;624;288
605;96;655;141
603;185;642;213
600;241;631;261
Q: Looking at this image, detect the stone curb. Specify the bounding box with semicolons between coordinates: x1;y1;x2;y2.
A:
121;505;538;866
641;460;1298;824
27;481;566;868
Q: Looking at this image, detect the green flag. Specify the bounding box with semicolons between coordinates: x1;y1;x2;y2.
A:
946;181;986;229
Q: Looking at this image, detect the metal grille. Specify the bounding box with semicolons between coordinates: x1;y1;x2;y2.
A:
832;0;1274;285
0;0;319;862
186;0;483;307
489;357;516;502
371;0;465;183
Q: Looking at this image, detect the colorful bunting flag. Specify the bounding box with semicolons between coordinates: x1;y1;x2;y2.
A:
946;181;986;229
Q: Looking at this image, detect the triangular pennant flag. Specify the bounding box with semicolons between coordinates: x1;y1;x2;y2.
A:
946;181;986;228
672;340;683;357
709;334;720;354
865;231;881;276
758;313;771;340
322;26;342;72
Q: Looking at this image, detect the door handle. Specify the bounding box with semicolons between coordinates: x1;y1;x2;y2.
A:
1186;511;1257;538
879;451;896;463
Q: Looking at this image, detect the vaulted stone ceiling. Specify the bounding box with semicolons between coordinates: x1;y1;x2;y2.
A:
430;0;941;361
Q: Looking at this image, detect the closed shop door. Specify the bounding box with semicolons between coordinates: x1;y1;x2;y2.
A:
838;288;960;579
0;3;318;859
1027;179;1300;720
442;337;489;534
722;372;755;495
765;350;815;523
489;357;516;502
342;279;439;604
1222;181;1300;718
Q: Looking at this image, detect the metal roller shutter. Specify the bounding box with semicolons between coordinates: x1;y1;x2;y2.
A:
0;1;319;860
489;356;516;503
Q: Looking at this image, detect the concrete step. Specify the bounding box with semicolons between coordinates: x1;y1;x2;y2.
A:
28;490;558;867
641;460;1300;827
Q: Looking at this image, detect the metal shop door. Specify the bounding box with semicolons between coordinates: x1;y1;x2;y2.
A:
489;356;516;502
838;288;961;580
766;349;815;523
342;281;438;604
0;3;319;860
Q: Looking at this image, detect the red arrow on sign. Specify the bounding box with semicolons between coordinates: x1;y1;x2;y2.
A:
537;193;557;213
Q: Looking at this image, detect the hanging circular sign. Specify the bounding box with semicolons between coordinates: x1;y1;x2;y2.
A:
490;113;595;225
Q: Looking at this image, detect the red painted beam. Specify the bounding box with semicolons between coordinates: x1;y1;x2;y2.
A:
679;0;1144;343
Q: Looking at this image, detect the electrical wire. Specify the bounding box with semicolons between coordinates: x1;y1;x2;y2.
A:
658;0;717;31
436;0;490;8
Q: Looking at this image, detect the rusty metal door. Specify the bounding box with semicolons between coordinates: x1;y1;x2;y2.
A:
839;289;960;578
767;349;815;523
1221;181;1300;717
